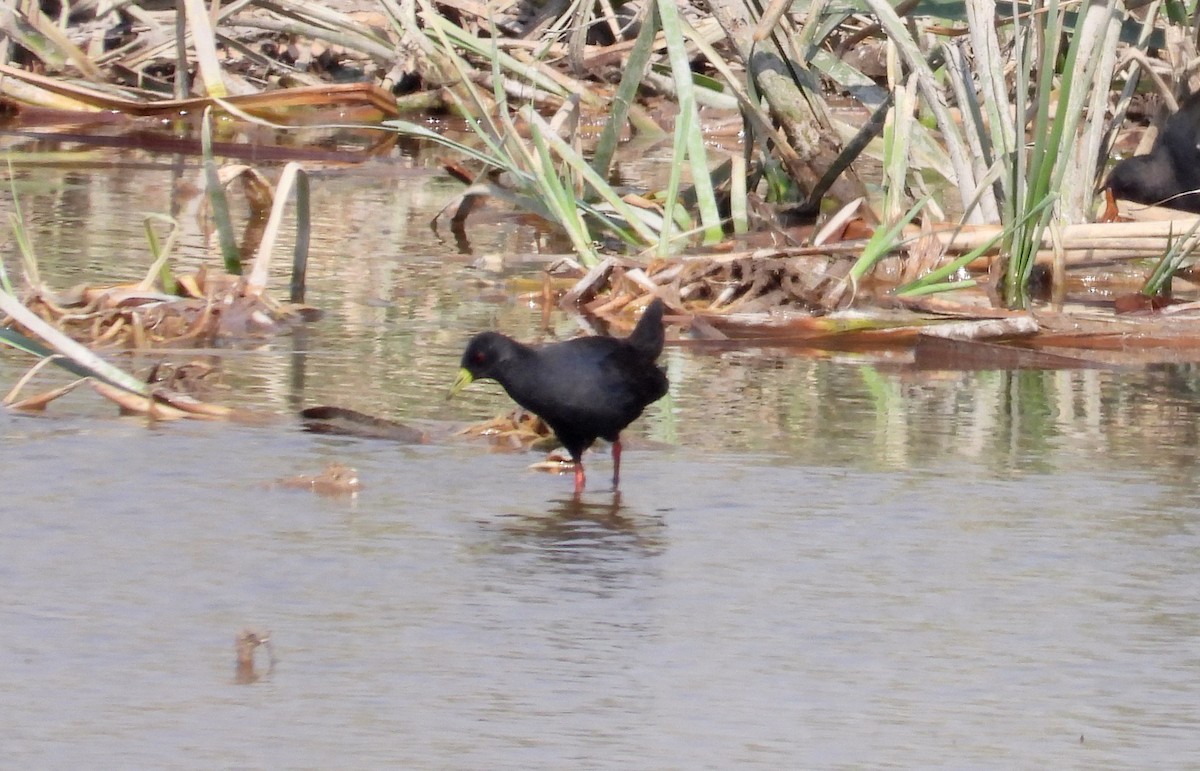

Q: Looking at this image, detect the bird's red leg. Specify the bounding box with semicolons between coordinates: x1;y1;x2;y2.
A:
611;438;622;490
573;460;586;495
1100;187;1121;223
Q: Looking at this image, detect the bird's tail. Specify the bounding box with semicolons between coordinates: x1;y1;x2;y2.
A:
626;298;665;359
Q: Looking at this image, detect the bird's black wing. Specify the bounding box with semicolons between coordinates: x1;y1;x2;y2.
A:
625;298;665;359
519;338;666;447
1162;91;1200;168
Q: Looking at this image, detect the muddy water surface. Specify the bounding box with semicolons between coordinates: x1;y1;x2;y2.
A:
2;144;1200;767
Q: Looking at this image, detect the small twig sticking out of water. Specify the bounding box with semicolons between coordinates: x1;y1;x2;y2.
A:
234;629;275;685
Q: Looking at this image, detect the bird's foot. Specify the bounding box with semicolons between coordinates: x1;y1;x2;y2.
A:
573;461;586;496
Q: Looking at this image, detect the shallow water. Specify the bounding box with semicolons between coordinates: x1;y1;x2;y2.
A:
3;140;1200;767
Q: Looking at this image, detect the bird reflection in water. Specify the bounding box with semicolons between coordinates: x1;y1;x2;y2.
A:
485;492;668;566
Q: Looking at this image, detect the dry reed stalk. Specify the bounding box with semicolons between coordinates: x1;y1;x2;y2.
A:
926;217;1200;259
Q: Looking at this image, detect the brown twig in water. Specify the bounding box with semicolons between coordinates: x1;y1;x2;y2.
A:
234;629;274;685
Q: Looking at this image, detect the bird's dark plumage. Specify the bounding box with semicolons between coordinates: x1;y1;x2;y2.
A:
451;299;669;494
1106;91;1200;212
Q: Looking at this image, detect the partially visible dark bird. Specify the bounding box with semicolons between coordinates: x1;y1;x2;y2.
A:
450;299;669;495
1105;90;1200;213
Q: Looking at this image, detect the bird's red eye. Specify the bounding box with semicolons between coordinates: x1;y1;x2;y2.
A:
473;351;486;364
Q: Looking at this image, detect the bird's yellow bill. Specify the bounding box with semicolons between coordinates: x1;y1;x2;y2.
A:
448;368;474;399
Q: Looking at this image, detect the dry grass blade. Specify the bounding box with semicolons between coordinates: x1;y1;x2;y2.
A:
927;217;1200;258
183;0;229;97
0;287;150;396
0;61;398;119
87;380;190;420
917;316;1040;340
244;162;310;300
861;0;981;223
419;6;581;104
1059;0;1122;221
248;0;395;61
3;349;83;405
6;379;87;411
87;380;240;421
0;3;105;81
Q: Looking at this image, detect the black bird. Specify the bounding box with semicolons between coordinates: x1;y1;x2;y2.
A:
450;299;669;495
1106;91;1200;212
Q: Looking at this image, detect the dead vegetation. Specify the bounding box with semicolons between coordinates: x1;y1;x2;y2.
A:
15;265;313;349
0;107;316;415
6;0;1200;382
1;260;316;416
458;408;558;453
458;408;623;477
272;462;364;496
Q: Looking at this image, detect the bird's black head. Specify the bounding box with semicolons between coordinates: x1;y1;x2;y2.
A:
449;331;523;399
458;331;516;380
